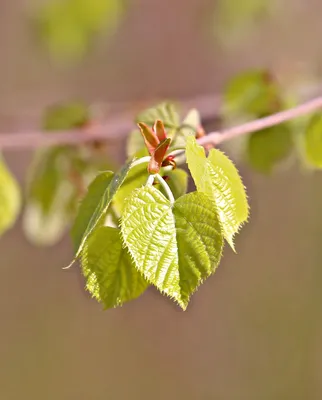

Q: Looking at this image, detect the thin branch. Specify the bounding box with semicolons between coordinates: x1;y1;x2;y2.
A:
0;94;321;151
199;95;322;146
0;94;221;151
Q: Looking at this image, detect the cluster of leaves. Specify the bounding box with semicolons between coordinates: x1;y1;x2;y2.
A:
222;69;322;174
33;0;126;62
1;69;322;310
66;102;249;310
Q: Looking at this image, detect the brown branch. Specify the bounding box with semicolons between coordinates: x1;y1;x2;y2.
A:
0;94;321;151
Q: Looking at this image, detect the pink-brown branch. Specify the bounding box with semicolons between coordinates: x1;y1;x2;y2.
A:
0;95;321;151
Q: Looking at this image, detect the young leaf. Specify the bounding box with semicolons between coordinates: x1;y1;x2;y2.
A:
121;186;224;310
126;130;147;158
0;156;21;236
81;226;148;309
135;102;180;132
304;113;322;168
148;138;171;174
173;108;201;148
223;70;279;117
70;161;132;262
71;171;114;252
137;122;159;155
185;136;248;251
246;124;293;173
154;120;167;141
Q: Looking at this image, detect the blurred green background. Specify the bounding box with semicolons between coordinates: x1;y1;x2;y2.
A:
1;0;322;399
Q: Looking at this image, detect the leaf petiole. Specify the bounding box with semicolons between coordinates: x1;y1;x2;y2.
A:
154;174;175;204
132;156;151;168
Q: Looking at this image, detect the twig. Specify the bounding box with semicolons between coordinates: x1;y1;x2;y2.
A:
0;95;321;151
0;94;221;151
199;95;322;146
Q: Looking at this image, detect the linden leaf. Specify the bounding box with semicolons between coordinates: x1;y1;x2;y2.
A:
70;161;132;264
135;102;180;134
185;136;249;251
126;130;147;158
71;171;114;252
121;186;223;310
0;156;21;236
246;124;293;173
81;226;148;309
173;108;202;149
223;70;279;117
304;113;322;168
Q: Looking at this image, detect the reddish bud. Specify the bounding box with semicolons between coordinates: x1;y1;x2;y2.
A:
153;120;167;142
137;122;159;155
148;138;171;174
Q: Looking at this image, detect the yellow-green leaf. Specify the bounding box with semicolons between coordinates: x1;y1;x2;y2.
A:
121;186;223;310
186;136;249;250
0;156;21;236
81;226;148;309
304;113;322;168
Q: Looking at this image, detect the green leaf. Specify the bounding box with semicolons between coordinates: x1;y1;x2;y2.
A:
223;70;279;117
70;161;132;263
246;124;293;173
113;150;149;214
81;226;148;309
0;156;21;236
34;0;125;61
159;168;188;200
136;102;180;133
23;146;77;245
304;113;322;168
173;108;201;149
126;130;147;158
121;186;223;310
185;136;248;250
214;0;273;46
43;101;90;130
71;171;114;252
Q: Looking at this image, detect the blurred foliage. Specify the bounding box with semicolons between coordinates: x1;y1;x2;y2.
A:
222;69;297;174
34;0;126;62
0;156;21;236
246;125;293;174
304;113;322;168
214;0;276;46
223;70;280;117
43;102;90;130
23;101;113;246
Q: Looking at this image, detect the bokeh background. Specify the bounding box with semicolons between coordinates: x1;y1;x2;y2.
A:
1;0;322;399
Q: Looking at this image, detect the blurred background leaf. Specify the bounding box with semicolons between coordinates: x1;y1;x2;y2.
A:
0;156;21;236
223;70;280;118
246;124;293;174
304;113;322;169
214;0;277;46
33;0;126;63
42;101;90;130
